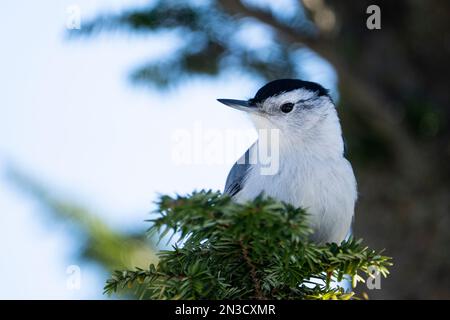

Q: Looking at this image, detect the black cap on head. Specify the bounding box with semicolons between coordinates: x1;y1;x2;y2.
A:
250;79;330;104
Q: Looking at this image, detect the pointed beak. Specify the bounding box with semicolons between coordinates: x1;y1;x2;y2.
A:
217;99;257;112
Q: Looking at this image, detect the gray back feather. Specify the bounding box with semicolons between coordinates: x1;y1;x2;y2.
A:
224;147;253;197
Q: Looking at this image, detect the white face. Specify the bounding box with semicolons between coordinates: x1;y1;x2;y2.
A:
249;89;335;133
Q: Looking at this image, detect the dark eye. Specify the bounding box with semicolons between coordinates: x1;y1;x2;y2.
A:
280;103;294;113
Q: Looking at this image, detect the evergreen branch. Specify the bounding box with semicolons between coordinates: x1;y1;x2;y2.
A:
239;238;264;300
105;191;392;299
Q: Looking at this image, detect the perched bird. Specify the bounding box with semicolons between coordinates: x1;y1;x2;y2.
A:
218;79;357;244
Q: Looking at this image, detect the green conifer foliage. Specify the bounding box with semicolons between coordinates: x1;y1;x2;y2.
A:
105;191;391;300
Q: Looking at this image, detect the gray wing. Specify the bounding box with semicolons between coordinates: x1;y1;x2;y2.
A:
224;147;253;197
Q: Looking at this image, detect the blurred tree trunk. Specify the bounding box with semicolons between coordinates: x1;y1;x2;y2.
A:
308;0;450;299
337;0;450;299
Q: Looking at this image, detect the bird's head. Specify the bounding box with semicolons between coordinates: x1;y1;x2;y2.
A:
218;79;336;135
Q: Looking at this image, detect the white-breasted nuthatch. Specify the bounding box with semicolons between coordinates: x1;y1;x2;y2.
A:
218;79;357;244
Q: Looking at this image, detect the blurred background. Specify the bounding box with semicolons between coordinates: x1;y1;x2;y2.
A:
1;0;449;299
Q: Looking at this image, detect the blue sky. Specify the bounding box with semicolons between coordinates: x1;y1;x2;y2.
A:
0;0;335;299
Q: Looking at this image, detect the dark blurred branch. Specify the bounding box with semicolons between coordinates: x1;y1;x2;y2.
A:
337;70;429;181
218;0;317;46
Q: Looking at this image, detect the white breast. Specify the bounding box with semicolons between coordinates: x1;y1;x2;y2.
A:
234;148;357;244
